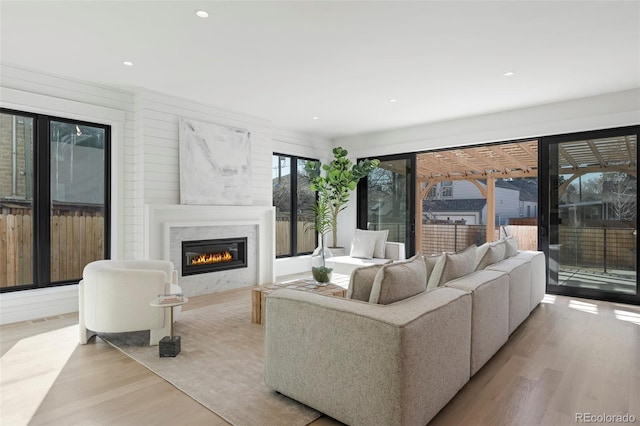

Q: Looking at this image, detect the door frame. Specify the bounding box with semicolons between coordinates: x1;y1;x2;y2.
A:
539;125;639;305
357;153;416;257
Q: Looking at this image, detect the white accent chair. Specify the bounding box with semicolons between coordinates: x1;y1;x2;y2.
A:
79;260;182;346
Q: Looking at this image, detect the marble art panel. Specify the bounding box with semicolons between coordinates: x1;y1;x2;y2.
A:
178;118;252;205
170;225;258;296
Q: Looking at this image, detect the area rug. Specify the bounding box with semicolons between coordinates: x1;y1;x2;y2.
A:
99;300;320;426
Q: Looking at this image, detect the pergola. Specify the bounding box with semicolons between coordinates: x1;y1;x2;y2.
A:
415;135;637;246
417;140;539;246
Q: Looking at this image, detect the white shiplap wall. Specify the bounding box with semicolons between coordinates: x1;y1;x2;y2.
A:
130;89;274;258
135;90;273;204
0;64;135;323
272;127;332;163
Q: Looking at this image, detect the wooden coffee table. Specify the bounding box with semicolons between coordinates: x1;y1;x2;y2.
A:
251;279;346;325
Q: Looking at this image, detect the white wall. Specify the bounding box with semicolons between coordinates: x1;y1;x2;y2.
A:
336;89;640;252
337;89;640;157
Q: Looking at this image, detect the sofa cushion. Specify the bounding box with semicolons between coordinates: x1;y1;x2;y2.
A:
425;253;443;290
475;242;506;271
504;236;518;258
493;240;507;261
368;255;427;304
354;229;389;259
327;256;392;276
350;232;378;259
474;242;492;270
347;264;384;302
427;245;476;288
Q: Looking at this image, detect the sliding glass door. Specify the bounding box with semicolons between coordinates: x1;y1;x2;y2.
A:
540;126;638;304
358;154;416;256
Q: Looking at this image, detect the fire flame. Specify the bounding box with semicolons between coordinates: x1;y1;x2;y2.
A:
191;250;233;265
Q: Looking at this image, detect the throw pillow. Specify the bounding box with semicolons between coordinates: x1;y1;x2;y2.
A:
369;255;427;304
474;242;492;271
350;232;378;259
427;245;476;288
492;239;507;260
354;229;389;259
475;244;505;270
347;264;384;301
504;236;518;258
425;253;443;290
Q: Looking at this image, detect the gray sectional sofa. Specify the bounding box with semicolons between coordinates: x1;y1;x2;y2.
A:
264;238;546;426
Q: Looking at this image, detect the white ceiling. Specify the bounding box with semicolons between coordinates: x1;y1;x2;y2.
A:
1;1;639;139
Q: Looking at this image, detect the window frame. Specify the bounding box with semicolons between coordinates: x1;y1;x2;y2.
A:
441;180;453;198
1;108;111;292
273;153;318;258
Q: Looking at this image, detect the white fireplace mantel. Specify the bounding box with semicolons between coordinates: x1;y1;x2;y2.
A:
144;204;276;285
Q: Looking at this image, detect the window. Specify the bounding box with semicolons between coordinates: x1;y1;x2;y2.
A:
1;109;110;292
427;185;437;198
272;154;317;257
441;180;453;197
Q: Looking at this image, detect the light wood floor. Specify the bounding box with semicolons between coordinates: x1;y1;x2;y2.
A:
1;288;638;426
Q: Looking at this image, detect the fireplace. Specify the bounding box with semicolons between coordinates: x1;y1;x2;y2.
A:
182;237;248;276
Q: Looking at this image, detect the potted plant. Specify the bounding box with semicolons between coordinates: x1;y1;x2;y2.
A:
305;147;379;249
309;197;334;283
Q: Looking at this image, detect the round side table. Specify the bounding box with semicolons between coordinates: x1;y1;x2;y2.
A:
150;296;188;357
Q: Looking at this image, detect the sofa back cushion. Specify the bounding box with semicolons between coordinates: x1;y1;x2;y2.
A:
427;245;476;288
350;232;378;259
425;253;442;290
475;240;507;271
347;264;384;301
474;242;492;270
504;236;518;258
368;255;427;304
354;229;389;259
493;240;507;260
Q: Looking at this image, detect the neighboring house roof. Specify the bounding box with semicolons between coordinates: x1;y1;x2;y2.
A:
423;199;486;212
495;179;538;202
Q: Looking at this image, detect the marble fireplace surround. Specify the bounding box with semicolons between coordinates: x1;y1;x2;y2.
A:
144;205;276;296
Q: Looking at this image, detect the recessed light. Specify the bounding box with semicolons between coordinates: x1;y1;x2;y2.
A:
312;116;319;120
123;61;134;67
389;98;398;103
504;71;515;77
196;10;209;18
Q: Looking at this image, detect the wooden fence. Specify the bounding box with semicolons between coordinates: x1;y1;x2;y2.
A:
276;220;316;256
1;212;104;288
421;223;635;271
